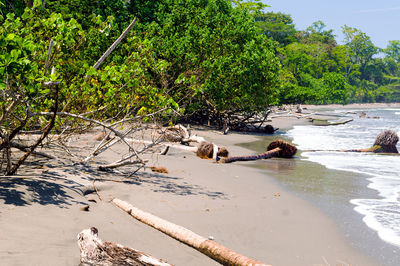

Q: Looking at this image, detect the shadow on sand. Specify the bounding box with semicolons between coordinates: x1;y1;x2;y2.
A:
1;160;227;207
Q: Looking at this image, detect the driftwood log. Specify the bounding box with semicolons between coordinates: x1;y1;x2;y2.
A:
309;118;353;126
218;140;297;163
126;138;229;160
77;227;171;266
304;130;399;154
112;198;269;266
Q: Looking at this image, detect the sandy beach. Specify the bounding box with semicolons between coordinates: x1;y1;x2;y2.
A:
0;105;391;265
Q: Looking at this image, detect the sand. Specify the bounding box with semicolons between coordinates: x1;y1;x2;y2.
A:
0;108;382;265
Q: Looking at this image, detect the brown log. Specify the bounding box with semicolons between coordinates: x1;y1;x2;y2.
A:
219;140;297;163
219;147;281;163
112;198;269;266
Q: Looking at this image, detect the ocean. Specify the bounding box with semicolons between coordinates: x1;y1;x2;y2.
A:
287;108;400;248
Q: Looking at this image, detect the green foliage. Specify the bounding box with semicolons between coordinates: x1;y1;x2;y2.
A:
254;12;296;46
384;40;400;63
142;0;280;116
231;0;268;14
3;0;400;131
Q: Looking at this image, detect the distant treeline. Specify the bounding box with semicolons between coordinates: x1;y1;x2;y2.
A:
255;10;400;104
1;0;399;128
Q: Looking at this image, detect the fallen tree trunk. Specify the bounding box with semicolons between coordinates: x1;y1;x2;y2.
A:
309;118;353;126
112;198;269;266
303;130;399;155
218;140;297;163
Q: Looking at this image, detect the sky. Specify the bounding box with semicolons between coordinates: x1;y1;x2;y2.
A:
262;0;400;48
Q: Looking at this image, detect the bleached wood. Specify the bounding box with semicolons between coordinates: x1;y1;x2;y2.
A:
112;198;269;266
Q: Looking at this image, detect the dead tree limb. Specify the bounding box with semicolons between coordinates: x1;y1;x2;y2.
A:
6;83;60;175
33;111;140;161
9;141;55;159
0;109;30;152
44;38;54;74
112;198;269;266
98;160;147;170
92;17;138;70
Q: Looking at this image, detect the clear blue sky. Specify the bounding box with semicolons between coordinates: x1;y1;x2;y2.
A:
262;0;400;48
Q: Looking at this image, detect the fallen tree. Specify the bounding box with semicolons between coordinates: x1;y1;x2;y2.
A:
303;130;399;154
112;198;269;266
218;140;297;163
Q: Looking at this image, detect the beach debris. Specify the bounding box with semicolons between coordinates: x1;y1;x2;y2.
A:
358;111;380;119
296;105;302;113
159;145;169;155
80;205;90;212
218;139;297;163
372;130;399;153
112;198;270;266
77;227;171;266
158;124;206;144
208;236;214;240
304;130;399;154
263;124;278;134
196;141;229;159
309;118;353;126
149;166;169;174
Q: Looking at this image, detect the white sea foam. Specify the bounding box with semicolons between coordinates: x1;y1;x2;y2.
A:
287;109;400;247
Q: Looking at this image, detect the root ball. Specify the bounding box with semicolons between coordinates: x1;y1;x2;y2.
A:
267;140;297;158
196;142;214;159
217;147;229;157
373;130;399;153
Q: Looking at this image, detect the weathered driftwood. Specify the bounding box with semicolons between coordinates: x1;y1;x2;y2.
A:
126;138;198;153
6;83;60;175
158;124;206;144
309;118;353;126
92;17;138;70
9;141;55;159
77;227;171;266
218;140;297;163
126;138;229;160
98;160;147;170
112;198;269;266
303;130;399;154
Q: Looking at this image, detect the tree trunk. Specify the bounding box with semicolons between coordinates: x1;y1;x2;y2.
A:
112;198;269;266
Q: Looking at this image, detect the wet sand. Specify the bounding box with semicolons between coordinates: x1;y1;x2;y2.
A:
0;110;383;265
243;136;400;266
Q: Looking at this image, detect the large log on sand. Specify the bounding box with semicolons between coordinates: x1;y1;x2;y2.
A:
77;227;171;265
112;198;269;266
218;140;297;163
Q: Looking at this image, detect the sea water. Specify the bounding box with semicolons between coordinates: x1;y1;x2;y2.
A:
287;108;400;247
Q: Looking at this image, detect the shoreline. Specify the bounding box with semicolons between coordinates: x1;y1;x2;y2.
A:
1;103;397;265
242;135;399;266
